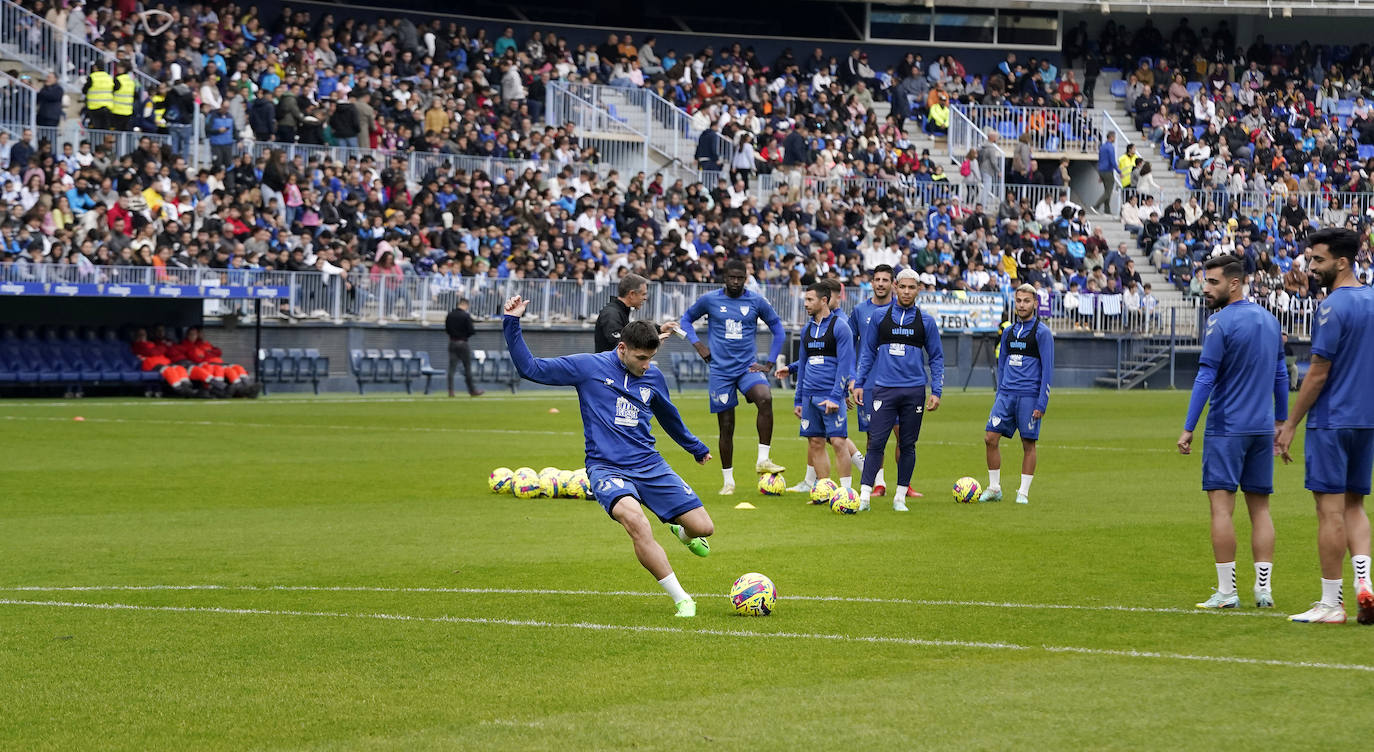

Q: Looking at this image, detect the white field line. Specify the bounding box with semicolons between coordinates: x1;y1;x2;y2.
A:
0;414;1171;453
0;584;1285;619
0;597;1366;673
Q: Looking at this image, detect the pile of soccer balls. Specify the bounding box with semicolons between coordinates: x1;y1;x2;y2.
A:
489;466;592;500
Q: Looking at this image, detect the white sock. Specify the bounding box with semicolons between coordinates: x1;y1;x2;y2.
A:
988;468;1001;489
1018;474;1033;497
850;451;864;474
757;444;770;464
803;465;817;485
1321;577;1343;607
895;485;908;501
658;572;690;603
876;468;886;487
859;484;872;502
674;525;692;543
1215;561;1236;595
722;467;735;486
1254;562;1272;592
840;476;851;489
1354;554;1371;583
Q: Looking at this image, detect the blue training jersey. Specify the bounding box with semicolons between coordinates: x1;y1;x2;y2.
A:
854;302;945;395
794;311;855;404
1186;300;1288;435
848;297;888;387
996;317;1054;412
1309;285;1374;430
680;289;785;374
503;316;710;470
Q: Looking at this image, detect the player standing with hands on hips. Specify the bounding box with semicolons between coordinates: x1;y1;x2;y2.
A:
1177;255;1287;610
854;269;945;512
680;260;787;495
775;282;857;493
981;284;1054;505
503;295;715;618
1274;228;1374;624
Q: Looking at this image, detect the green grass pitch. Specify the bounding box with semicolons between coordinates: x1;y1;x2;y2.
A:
1;388;1372;750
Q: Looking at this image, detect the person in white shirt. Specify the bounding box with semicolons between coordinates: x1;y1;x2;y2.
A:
1034;196;1055;224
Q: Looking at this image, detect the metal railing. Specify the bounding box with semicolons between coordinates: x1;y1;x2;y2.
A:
958;104;1111;157
0;69;36;137
1130;188;1374;228
949;104;1006;206
0;0;159;93
545;81;654;175
548;81;720;177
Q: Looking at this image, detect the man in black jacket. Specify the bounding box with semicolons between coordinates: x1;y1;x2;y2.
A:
445;298;483;397
594;273;648;352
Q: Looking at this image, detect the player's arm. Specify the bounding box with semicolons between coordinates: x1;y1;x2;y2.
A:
854;316;879;403
923;313;945;406
831;318;856;407
847;308;862;350
1273;348;1290;424
995;325;1010;389
1179;326;1223;453
1035;325;1054;415
679;296;710;360
1276;309;1340;461
757;297;786;370
502;297;587;386
649;372;712;462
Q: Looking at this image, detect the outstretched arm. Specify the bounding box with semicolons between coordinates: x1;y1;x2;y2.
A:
502;296;586;386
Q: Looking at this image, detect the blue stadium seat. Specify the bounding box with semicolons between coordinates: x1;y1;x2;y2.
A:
396;349;423;386
287;348;311;385
271;348;295;381
1338;99;1355;117
1186;82;1202;97
302;348;329;394
1359;145;1374;161
379;349;411;393
414;351;445;395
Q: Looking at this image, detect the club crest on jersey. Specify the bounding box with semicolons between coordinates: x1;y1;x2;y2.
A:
739;305;749;316
639;386;652;403
991;416;1001;426
718;393;729;403
800;419;810;430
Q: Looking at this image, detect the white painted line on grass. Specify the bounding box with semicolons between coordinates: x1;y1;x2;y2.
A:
0;584;1285;619
1;598;1366;673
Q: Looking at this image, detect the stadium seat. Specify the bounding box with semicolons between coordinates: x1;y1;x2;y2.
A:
396;349;423;387
414;351;446;395
350;349;379;394
1359;145;1374;161
379;349;412;393
258;349;281;394
271;348;296;381
302;348;329;394
1186;82;1202;97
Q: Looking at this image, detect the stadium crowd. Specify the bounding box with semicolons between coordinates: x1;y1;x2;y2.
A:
0;0;1367;330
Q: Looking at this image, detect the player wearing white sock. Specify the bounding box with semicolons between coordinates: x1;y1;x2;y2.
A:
983;286;1053;505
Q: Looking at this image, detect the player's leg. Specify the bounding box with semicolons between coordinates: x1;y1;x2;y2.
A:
844;438;864;476
716;407;736;494
744;377;783;473
652;467;713;561
857;400;885;493
859;390;897;511
1342;429;1374;624
828;436;852;487
1017;438;1038;504
1237;434;1275;607
1013;396;1040;504
610;497;693;615
1293;429;1352;622
982;431;1004;503
789;397;820;493
1196;489;1241;609
891;388;924;511
808;436;830;480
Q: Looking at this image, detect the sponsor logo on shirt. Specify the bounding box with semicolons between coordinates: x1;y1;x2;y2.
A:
724;319;744;340
614;396;640;427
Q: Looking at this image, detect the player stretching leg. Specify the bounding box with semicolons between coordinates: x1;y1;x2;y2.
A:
982;284;1054;505
1275;229;1374;624
680;260;786;495
504;297;714;618
854;269;945;512
1176;256;1287;609
775;283;856;495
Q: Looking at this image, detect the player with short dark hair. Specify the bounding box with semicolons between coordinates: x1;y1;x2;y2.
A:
786;282;856;492
854;269;945;512
981;283;1055;505
1177;254;1287;610
849;266;894;496
1275;228;1374;624
680;259;786;495
503;296;714;618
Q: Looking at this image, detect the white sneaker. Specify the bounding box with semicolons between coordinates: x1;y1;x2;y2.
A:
1015;492;1029;505
858;499;870;512
1289;601;1347;623
755;458;786;474
893;498;909;512
1255;588;1274;608
786;482;814;493
718;483;735;496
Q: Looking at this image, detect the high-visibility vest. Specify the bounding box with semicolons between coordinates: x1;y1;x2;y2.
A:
110;73;136;116
152;93;167;128
86;70;113;112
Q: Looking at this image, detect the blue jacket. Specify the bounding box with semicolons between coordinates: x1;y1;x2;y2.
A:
207;112;235;146
504;316;710;470
1097;141;1118;173
855;302;945;395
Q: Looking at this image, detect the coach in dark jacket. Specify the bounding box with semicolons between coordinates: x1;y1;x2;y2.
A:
594;273;649;352
445;298;483;397
36;73;63;127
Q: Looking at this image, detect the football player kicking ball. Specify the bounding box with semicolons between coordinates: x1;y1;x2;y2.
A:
1274;228;1374;625
1176;256;1287;610
775;283;856;495
504;295;714;618
680;260;787;495
981;284;1054;505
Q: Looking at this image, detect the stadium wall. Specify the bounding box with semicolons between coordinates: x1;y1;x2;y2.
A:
201;322;1210;394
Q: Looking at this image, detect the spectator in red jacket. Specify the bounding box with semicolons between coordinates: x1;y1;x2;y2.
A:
130;327;171;371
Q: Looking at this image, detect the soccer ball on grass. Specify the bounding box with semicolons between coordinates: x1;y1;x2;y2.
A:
489;467;514;494
730;572;777;616
953;476;982;504
758;473;786;496
810;478;839;504
829;487;861;514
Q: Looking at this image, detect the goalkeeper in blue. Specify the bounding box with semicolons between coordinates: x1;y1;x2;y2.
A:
1177;255;1287;611
981;284;1054;505
503;295;714;618
680;259;787;495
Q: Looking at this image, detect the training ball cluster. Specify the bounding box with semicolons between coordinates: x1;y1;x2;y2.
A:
730;572;777;616
758;473;785;496
953;476;982;504
810;478;839;505
496;466;589;500
829;487;861;514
